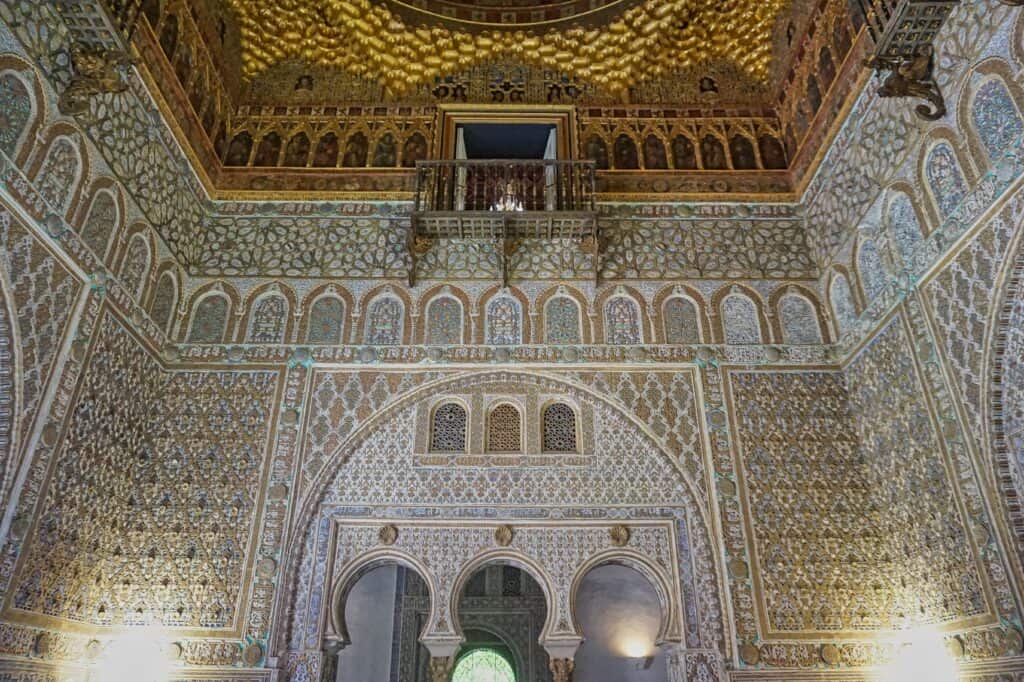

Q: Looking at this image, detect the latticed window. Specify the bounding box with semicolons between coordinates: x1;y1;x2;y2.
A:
487;403;522;453
431;402;467;452
451;649;515;682
542;403;577;453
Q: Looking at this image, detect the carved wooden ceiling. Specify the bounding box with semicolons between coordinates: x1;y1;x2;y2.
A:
126;0;863;198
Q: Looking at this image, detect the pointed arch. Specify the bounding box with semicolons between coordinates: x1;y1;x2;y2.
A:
418;285;471;346
536;285;590;344
361;286;411;345
182;281;240;343
0;56;45;168
711;285;769;345
477;286;530;345
239;282;298;344
300;284;355;345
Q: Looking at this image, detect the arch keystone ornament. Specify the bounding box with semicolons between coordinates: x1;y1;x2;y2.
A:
739;642;761;666
379;524;399;545
241;642;264;666
609;524;630;547
494;524;514;547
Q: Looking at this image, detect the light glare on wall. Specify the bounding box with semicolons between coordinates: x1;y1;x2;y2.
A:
877;626;958;682
96;633;172;682
617;633;655;659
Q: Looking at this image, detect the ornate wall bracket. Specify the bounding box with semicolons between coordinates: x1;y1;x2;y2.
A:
57;43;134;116
857;0;958;120
864;48;946;121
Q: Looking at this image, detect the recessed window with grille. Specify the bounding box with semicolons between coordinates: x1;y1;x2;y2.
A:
542;402;577;453
487;403;522;453
431;402;468;452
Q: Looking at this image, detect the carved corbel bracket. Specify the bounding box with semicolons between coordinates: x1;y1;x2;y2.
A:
57;43;135;117
864;47;945;121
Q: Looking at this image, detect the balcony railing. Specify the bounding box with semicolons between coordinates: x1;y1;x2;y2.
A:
408;159;600;286
414;159;596;216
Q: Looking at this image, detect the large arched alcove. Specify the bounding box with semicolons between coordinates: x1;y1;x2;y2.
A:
274;370;724;681
453;562;552;682
335;562;433;681
572;564;669;681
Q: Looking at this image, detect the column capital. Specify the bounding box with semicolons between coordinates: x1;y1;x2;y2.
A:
428;655;455;682
549;657;575;682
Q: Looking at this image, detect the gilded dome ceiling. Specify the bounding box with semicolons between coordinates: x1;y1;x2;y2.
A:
226;0;789;97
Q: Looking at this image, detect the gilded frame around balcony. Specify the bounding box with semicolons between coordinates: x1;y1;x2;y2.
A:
435;104;579;161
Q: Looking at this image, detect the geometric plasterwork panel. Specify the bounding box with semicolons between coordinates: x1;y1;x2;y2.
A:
0;206;81;452
925;202;1020;450
302;368;706;504
730;369;883;634
843;317;989;629
8;311;279;633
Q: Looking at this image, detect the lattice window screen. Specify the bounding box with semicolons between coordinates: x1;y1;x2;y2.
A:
542;403;577;453
487;404;522;453
431;402;468;452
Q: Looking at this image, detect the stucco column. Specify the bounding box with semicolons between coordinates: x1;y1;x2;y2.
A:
422;637;461;682
320;640;345;682
543;637;582;682
549;657;575;682
664;643;686;682
428;655;455;682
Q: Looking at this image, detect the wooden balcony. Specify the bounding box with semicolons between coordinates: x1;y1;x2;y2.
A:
408;160;599;286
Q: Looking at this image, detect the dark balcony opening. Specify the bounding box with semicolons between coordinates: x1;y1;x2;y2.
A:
458;123;556;160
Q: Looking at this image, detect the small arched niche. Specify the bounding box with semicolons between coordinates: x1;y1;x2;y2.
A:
454;563;551;682
336;561;433;681
572;564;669;681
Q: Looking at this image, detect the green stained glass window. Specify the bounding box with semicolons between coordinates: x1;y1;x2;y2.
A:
451;649;515;682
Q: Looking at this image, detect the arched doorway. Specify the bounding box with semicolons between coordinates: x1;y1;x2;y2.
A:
573;564;669;681
452;648;516;682
335;561;433;681
455;564;550;681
